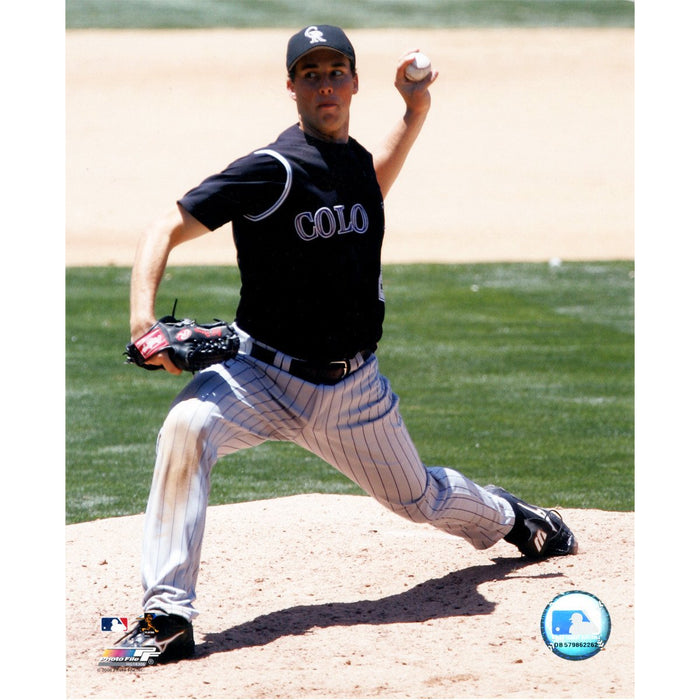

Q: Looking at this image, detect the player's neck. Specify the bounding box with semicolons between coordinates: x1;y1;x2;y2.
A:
297;120;350;145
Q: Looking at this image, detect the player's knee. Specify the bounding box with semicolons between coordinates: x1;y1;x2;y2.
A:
380;470;446;525
158;399;217;460
163;398;204;431
375;487;435;525
391;499;432;524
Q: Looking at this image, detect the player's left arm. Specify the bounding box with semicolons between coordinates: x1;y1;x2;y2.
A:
373;51;438;198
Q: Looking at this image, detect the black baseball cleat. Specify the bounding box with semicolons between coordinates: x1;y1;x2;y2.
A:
485;485;578;559
114;612;195;664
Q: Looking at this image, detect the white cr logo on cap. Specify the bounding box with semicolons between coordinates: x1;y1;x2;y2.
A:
304;26;327;44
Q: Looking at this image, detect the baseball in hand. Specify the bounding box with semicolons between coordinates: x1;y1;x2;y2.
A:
404;51;432;82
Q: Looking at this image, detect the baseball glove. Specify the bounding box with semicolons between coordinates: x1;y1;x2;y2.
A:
125;309;239;373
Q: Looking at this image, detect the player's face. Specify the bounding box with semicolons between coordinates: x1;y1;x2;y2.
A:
287;49;358;143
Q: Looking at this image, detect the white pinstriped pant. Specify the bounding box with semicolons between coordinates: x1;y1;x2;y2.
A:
141;343;515;620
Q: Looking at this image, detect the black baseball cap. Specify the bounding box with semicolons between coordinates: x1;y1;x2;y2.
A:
286;25;356;73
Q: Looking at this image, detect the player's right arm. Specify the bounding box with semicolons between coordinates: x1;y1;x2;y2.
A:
129;203;210;374
372;51;438;198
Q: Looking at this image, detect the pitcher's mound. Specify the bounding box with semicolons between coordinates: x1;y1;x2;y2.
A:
66;494;633;697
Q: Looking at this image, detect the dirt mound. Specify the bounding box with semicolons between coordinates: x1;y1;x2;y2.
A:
66;494;633;698
65;28;633;266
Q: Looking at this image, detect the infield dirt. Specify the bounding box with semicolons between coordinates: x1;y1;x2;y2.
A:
65;28;634;698
66;27;633;267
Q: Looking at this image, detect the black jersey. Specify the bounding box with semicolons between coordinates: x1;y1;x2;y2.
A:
178;125;385;362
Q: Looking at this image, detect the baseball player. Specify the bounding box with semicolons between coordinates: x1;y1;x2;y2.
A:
114;25;577;664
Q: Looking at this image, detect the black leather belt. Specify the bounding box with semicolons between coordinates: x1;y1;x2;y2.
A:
250;343;372;385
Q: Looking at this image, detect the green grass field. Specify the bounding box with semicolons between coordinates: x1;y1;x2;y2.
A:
66;0;634;29
66;261;634;524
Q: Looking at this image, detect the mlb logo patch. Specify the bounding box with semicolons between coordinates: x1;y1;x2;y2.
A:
101;617;128;633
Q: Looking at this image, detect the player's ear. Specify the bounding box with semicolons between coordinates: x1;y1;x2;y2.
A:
353;72;359;95
287;77;297;101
